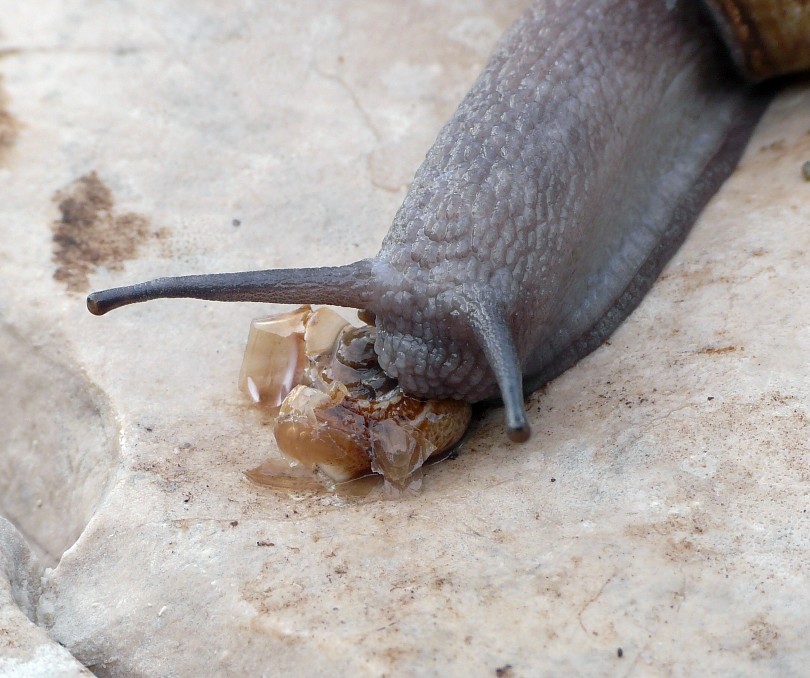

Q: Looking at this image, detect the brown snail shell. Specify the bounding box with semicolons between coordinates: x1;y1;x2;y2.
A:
239;306;471;490
702;0;810;80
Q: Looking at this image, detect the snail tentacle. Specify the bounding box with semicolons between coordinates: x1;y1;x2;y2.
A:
466;290;530;443
86;260;376;316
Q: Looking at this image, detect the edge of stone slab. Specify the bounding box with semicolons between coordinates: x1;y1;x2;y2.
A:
0;518;92;677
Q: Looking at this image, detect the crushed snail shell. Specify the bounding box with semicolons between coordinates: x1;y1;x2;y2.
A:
239;306;472;492
237;308;308;408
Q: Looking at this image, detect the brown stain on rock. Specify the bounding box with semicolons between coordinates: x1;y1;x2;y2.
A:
696;344;740;355
0;75;20;161
51;172;166;292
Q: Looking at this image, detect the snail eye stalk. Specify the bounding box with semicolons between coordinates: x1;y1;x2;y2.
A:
86;261;375;316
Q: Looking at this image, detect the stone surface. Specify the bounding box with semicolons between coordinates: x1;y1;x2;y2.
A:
0;0;808;676
0;519;91;677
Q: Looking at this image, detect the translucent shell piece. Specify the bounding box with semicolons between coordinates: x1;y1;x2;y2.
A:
275;385;372;483
238;305;348;407
240;306;472;491
702;0;810;80
238;307;309;407
274;384;472;488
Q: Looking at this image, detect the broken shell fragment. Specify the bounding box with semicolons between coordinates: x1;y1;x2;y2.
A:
237;307;310;407
275;384;374;483
303;306;352;357
240;306;472;490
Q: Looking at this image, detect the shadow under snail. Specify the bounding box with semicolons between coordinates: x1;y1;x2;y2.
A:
87;0;810;448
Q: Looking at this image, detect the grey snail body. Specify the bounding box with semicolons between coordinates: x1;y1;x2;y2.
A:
87;0;807;441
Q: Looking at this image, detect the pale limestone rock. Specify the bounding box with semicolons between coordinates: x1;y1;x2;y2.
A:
0;1;808;676
0;519;91;677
